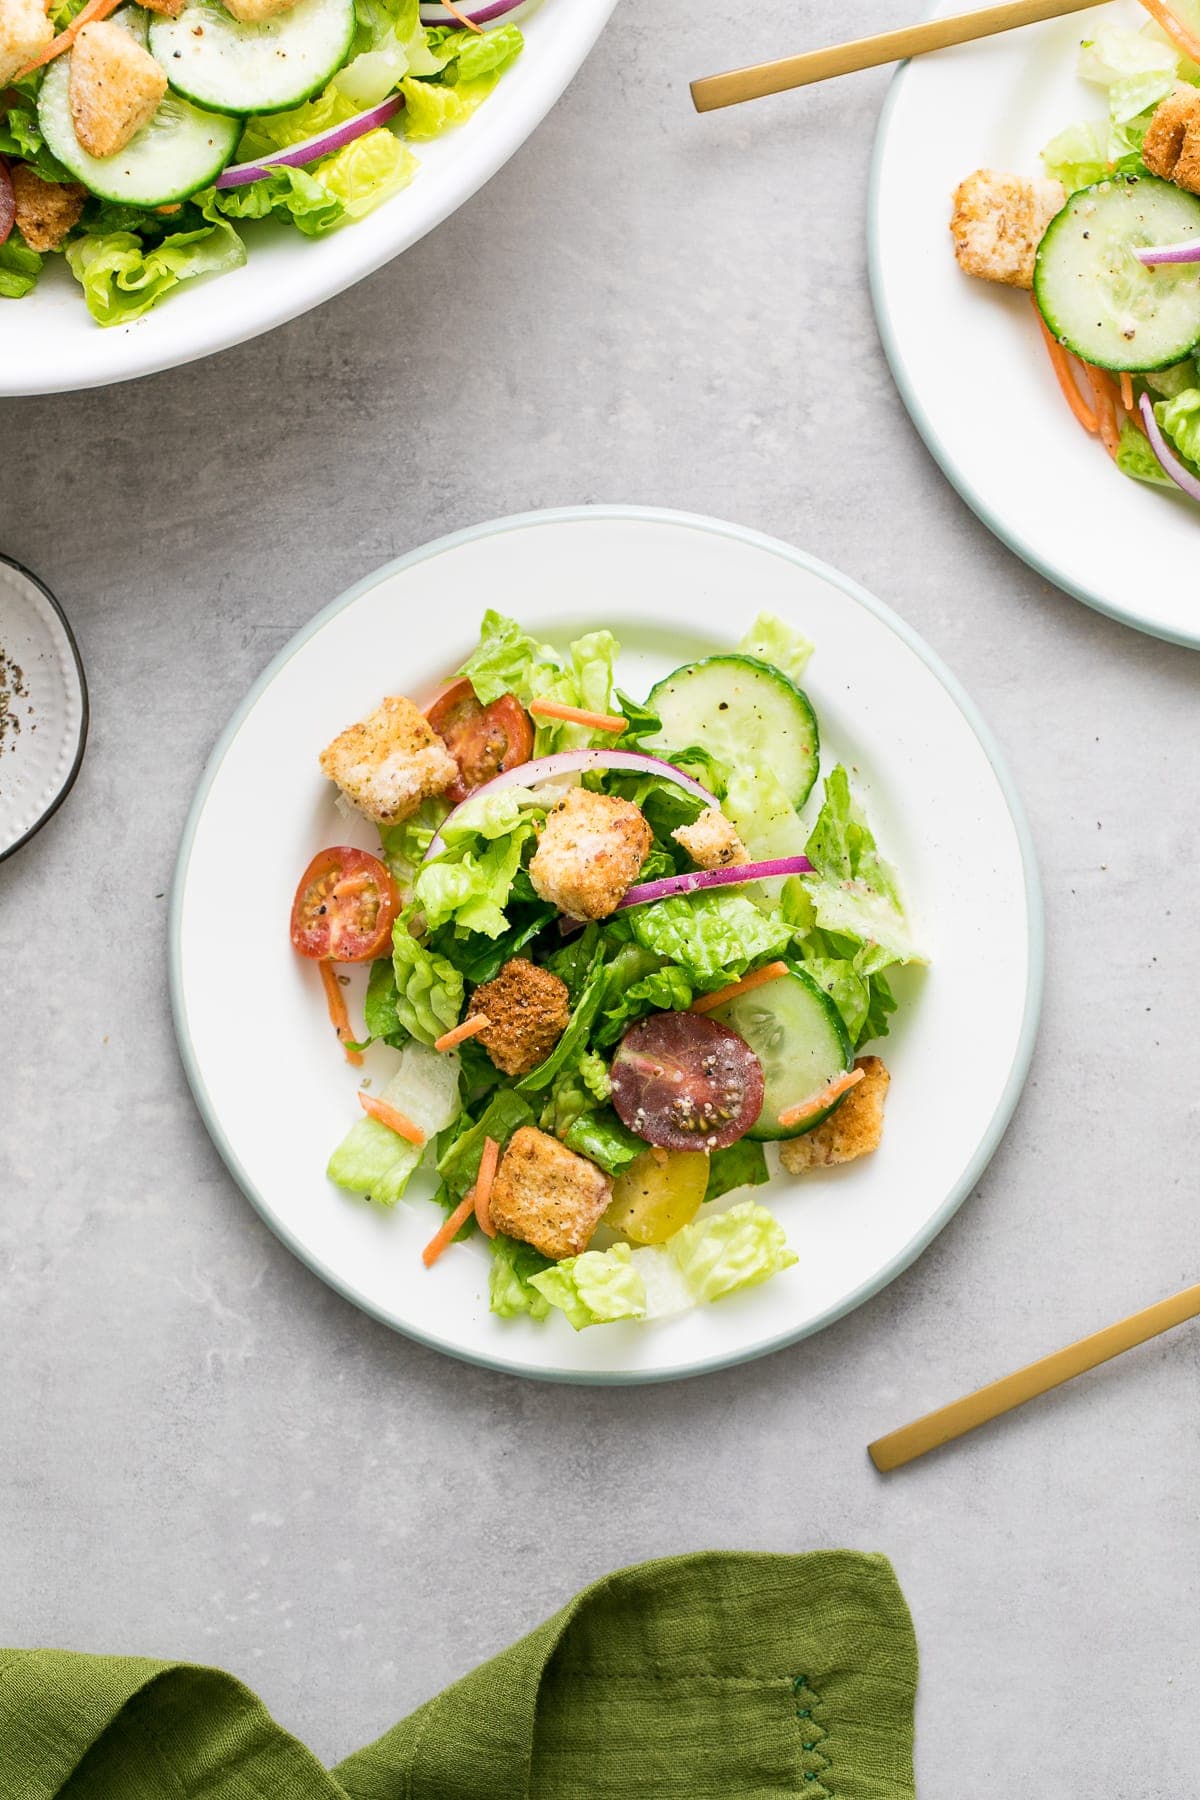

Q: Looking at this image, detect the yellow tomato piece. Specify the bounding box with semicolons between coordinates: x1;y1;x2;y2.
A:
604;1149;710;1245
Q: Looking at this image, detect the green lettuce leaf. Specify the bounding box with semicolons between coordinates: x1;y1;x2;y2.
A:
517;943;607;1094
530;1241;647;1330
315;127;417;222
489;1234;552;1320
236;87;361;161
0;238;43;300
326;1041;461;1205
415;806;537;940
1156;387;1200;470
1145;358;1199;398
455;610;621;753
437;1089;533;1200
1041;120;1115;193
563;1108;644;1177
1116;418;1176;487
628;891;791;987
64;209;245;326
1078;21;1178;123
392;915;464;1043
377;799;447;883
363;957;408;1046
440;20;522;82
398;72;498;140
669;1200;797;1304
704;1139;769;1204
802;767;921;973
210;166;344;236
800;955;871;1045
432;901;555;986
736;612;814;684
594;961;693;1048
723;761;808;863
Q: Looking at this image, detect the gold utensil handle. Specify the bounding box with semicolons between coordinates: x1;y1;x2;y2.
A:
869;1282;1200;1472
690;0;1110;112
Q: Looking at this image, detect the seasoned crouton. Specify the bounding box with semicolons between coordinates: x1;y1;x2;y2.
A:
489;1126;612;1261
223;0;301;18
0;0;53;88
319;695;458;825
10;166;85;252
69;19;166;160
467;958;570;1079
1144;84;1200;194
672;807;747;871
779;1057;890;1174
950;169;1065;290
529;785;653;921
134;0;186;17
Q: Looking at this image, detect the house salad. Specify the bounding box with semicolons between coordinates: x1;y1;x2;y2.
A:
950;0;1200;506
0;0;528;324
288;611;924;1332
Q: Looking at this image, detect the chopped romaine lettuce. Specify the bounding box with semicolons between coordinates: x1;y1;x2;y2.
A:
437;1090;533;1200
65;210;245;326
704;1139;769;1204
392;915;464;1043
455;610;621;753
530;1242;647;1330
668;1200;797;1303
517;944;607;1094
489;1234;552;1320
1116;419;1177;487
563;1108;644;1177
628;891;791;987
1078;22;1178;123
1156;388;1200;471
327;1042;461;1205
0;239;43;300
802;767;921;974
736;612;814;684
315;128;417;222
211;166;344;236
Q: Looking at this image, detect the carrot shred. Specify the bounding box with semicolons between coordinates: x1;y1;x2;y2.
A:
529;698;627;734
1083;364;1122;457
1135;0;1200;68
434;1013;490;1053
358;1091;424;1146
319;959;363;1067
778;1067;865;1130
691;960;790;1015
1120;371;1135;414
16;0;122;76
437;0;483;30
1033;305;1098;435
423;1187;480;1267
474;1136;500;1238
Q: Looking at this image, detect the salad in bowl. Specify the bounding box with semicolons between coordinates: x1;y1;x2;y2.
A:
288;608;926;1335
0;0;528;324
950;0;1200;505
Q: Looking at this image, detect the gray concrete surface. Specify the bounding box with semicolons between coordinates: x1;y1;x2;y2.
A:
3;3;1200;1792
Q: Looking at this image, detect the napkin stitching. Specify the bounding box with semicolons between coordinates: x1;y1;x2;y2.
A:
404;1689;449;1800
792;1675;832;1798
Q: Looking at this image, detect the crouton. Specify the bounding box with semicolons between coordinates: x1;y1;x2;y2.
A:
529;785;653;921
489;1126;612;1261
1143;84;1200;194
0;0;53;88
467;958;571;1079
223;0;301;19
134;0;186;18
319;695;458;825
69;19;167;160
950;169;1065;290
672;807;747;871
10;165;85;252
779;1057;890;1175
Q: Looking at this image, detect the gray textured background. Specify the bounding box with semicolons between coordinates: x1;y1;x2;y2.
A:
3;3;1199;1792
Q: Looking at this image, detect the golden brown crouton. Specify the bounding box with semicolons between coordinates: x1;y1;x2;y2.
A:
467;958;570;1079
489;1126;612;1261
10;166;85;252
672;806;747;871
1143;84;1200;194
319;695;458;825
223;0;301;19
133;0;186;17
0;0;53;88
950;169;1065;290
69;19;167;160
779;1057;890;1175
529;785;653;921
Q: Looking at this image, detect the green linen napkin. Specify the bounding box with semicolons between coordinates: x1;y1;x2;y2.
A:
0;1551;918;1800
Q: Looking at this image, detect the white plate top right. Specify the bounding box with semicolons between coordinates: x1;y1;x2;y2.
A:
871;0;1200;648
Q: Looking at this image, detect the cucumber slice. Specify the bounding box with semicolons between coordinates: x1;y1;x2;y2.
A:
150;0;356;117
644;655;819;809
709;965;852;1142
38;30;240;206
1034;175;1200;372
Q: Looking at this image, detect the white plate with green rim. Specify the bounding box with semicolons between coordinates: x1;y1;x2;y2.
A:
170;506;1042;1384
870;0;1200;649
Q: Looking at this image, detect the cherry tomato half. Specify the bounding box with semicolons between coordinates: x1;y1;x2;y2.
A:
610;1012;765;1151
427;680;533;805
290;847;400;962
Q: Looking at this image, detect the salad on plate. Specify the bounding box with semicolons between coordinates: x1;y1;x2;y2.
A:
288;610;926;1333
0;0;527;324
950;0;1200;505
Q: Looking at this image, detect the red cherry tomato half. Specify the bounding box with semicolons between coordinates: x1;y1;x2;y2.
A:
426;680;533;805
290;847;400;962
0;163;14;249
610;1012;764;1151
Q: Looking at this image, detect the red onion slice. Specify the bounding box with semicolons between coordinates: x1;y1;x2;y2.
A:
419;0;529;22
214;94;403;190
617;856;814;911
0;161;14;249
1136;239;1200;265
423;749;719;862
1139;391;1200;503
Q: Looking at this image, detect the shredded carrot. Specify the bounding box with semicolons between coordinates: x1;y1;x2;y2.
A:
1120;371;1135;414
16;0;122;75
437;0;483;30
1033;305;1097;435
778;1067;865;1130
474;1136;500;1238
691;961;790;1016
434;1013;491;1053
423;1187;480;1267
319;960;363;1066
1083;364;1122;457
1135;0;1200;68
529;698;627;734
358;1091;424;1146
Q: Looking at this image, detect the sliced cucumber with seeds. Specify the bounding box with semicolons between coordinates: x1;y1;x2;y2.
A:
38;24;240;206
709;965;852;1142
1034;175;1200;372
150;0;356;117
644;654;820;809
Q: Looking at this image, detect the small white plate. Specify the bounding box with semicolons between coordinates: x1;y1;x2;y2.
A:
1;0;616;397
170;507;1042;1383
0;557;88;862
871;0;1200;648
